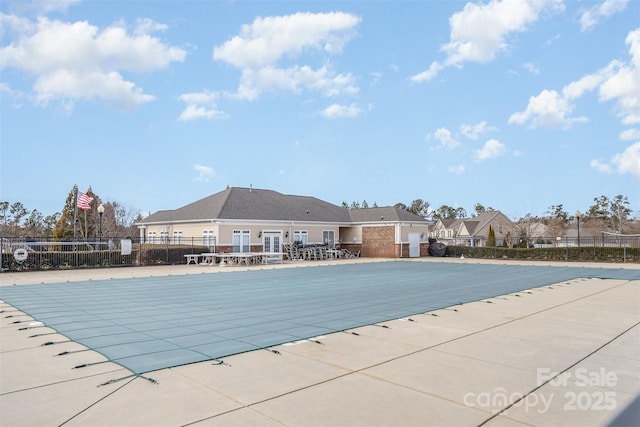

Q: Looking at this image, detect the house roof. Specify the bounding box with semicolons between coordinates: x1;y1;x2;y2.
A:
348;206;426;223
139;187;429;226
459;220;480;235
457;211;516;237
139;187;353;224
438;219;458;228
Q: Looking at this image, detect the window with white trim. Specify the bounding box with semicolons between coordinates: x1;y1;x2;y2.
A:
173;231;182;244
232;230;250;253
293;230;308;245
202;230;214;247
322;230;335;247
160;231;169;244
148;232;156;244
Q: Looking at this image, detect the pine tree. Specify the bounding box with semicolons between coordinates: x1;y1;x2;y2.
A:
487;225;496;247
53;185;77;240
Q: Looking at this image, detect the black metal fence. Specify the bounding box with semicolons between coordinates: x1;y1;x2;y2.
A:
440;235;640;263
1;237;212;272
2;234;639;272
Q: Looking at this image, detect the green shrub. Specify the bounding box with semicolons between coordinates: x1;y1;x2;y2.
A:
446;245;637;263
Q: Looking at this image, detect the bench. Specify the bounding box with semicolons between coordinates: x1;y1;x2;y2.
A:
184;254;200;265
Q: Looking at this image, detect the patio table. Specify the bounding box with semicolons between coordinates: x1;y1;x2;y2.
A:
184;254;200;265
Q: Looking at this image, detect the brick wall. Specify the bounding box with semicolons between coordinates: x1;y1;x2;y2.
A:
362;226;396;258
394;243;430;258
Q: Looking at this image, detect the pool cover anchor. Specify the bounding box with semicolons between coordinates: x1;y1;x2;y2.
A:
40;340;70;346
28;332;58;338
55;348;91;357
74;360;110;369
97;374;158;387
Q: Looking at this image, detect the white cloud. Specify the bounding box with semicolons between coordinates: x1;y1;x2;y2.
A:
0;82;25;108
611;142;640;178
213;12;360;100
34;69;155;109
508;89;587;128
590;159;613;174
178;90;228;121
370;71;383;85
134;17;168;36
460;121;496;140
510;28;640;129
475;138;506;161
580;0;628;32
598;28;640;125
235;65;358;101
620;129;640;140
448;164;465;174
194;164;217;182
411;0;563;82
591;142;640;178
320;103;363;119
0;15;186;110
523;62;540;75
431;128;460;149
214;12;359;68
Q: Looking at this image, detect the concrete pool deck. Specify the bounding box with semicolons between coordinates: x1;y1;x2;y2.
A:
1;257;639;426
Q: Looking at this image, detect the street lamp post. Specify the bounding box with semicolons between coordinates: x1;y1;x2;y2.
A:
575;210;581;247
98;204;105;243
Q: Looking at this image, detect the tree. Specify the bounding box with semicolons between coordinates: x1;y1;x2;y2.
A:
100;200;138;238
406;199;431;219
350;201;361;209
7;202;28;237
433;205;468;220
454;207;467;219
585;196;609;222
474;203;486;217
53;186;78;240
341;201;349;208
609;195;631;233
487;225;496;247
0;201;8;234
23;209;45;236
433;205;457;220
545;204;568;236
394;202;407;211
361;200;369;208
43;213;60;238
53;184;100;240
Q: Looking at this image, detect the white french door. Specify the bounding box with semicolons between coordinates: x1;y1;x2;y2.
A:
262;231;282;253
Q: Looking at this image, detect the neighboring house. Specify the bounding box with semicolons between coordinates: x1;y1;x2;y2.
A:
431;219;458;241
522;222;552;246
136;186;430;258
430;211;517;247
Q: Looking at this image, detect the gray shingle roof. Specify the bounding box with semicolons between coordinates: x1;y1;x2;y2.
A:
140;187;352;224
348;206;426;222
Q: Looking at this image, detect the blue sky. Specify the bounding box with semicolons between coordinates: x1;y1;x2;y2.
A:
1;0;638;221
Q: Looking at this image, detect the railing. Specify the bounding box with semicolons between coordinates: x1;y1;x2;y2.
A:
437;235;640;263
3;234;639;272
1;236;213;272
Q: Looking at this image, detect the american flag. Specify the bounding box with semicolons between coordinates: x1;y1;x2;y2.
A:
77;192;94;211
